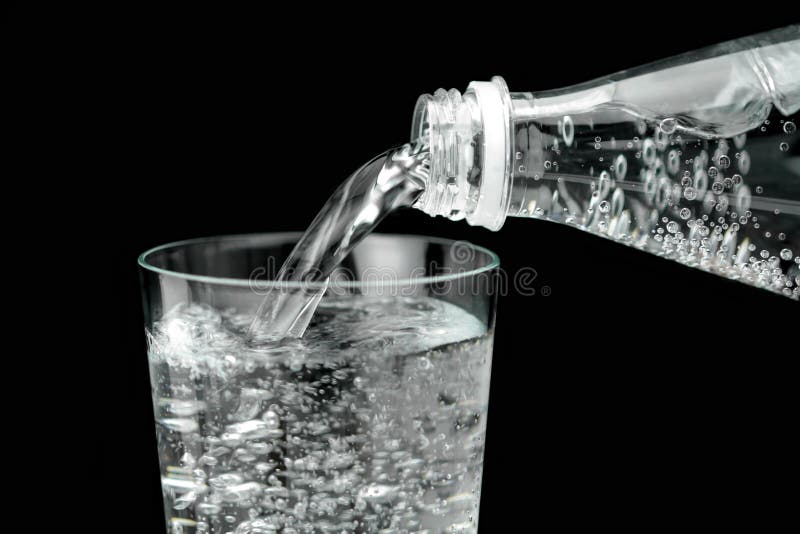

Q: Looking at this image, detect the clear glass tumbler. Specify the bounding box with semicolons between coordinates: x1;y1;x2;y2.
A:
139;233;499;533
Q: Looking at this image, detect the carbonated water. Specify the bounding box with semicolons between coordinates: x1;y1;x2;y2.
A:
150;296;492;533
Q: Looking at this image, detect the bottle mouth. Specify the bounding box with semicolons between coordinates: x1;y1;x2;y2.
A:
411;95;430;147
410;77;513;231
410;89;468;221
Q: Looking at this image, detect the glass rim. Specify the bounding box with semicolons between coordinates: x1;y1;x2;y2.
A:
138;232;501;289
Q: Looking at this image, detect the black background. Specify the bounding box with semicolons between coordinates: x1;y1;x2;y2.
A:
87;8;800;531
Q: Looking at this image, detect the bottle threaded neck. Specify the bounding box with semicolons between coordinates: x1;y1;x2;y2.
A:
411;87;475;222
411;77;513;231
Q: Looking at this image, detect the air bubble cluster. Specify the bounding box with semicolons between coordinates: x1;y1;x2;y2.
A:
508;109;799;299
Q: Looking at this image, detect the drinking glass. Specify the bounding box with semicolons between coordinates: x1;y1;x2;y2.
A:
139;232;499;533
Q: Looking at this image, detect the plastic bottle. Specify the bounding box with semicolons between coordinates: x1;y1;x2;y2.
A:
411;25;800;298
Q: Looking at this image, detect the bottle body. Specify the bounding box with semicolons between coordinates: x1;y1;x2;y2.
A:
413;26;800;298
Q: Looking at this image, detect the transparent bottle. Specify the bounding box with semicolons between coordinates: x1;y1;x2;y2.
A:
411;25;800;299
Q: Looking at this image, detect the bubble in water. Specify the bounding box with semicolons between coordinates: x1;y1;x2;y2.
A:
196;503;222;516
778;233;786;240
732;174;742;185
755;186;763;194
760;250;770;259
643;139;656;166
666;221;680;233
358;484;399;505
614;154;627;180
667;150;680;175
738;150;751;174
660;117;677;134
712;181;724;194
784;121;796;134
781;248;793;261
599;200;610;213
718;155;731;168
544;160;552;170
263;410;280;429
594;142;601;150
562;115;574;146
598;171;611;198
159;418;199;434
708;166;719;178
680;207;691;219
684;187;697;201
655;128;668;151
779;142;789;152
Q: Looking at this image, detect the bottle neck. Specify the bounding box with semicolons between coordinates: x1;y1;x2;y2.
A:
411;77;514;231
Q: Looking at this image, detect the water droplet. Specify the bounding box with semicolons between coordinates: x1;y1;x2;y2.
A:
732;174;742;185
680;208;691;219
684;187;697;201
712;181;724;194
784;121;796;134
779;142;789;152
544;160;551;169
708;166;719;178
718;155;730;168
780;248;793;261
599;200;610;213
667;221;680;233
760;249;770;259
